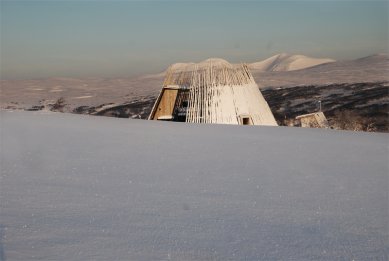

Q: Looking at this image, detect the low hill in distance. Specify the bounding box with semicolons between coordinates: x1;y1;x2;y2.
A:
254;53;389;87
248;53;335;72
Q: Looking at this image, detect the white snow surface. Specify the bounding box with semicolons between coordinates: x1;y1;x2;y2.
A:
169;55;334;73
248;53;335;72
0;111;388;260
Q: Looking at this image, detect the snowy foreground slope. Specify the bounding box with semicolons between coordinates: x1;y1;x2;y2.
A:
0;111;388;260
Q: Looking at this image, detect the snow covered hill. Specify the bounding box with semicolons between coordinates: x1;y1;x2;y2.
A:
253;53;389;87
248;53;335;72
1;111;388;260
167;54;335;73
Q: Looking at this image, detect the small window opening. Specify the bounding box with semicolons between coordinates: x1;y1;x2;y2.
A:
239;115;253;125
242;117;251;125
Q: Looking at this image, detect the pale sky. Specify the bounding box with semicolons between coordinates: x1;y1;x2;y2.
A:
1;0;388;79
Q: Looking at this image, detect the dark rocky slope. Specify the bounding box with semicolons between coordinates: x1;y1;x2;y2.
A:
67;82;388;132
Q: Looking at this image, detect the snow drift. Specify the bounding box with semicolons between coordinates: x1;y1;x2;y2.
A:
0;111;388;260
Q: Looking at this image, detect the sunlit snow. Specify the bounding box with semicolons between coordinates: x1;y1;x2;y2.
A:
0;111;388;260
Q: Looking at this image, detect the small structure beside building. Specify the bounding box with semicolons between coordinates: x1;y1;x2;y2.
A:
295;112;329;128
149;58;277;126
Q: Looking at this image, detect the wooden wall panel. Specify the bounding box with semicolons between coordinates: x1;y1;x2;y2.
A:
152;89;178;120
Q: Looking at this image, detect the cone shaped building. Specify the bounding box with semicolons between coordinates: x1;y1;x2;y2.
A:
149;58;277;126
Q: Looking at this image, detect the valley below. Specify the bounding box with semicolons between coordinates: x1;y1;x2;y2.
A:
1;53;388;132
3;81;388;132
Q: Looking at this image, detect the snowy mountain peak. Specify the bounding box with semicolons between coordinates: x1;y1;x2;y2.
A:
249;54;335;72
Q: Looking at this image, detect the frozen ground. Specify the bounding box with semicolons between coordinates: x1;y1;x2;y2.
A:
0;111;388;260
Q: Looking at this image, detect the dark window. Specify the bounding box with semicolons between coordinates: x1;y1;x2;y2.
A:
242;117;250;125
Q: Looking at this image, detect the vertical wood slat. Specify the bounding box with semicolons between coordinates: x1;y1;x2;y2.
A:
153;59;277;126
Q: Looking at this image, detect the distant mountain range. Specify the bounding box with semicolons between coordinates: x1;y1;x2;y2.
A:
164;53;388;87
251;53;388;87
248;53;335;72
166;54;336;73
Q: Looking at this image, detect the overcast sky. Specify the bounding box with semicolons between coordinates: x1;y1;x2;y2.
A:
1;1;388;79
